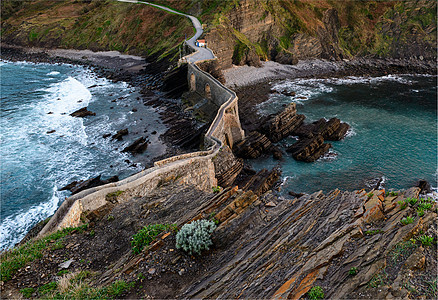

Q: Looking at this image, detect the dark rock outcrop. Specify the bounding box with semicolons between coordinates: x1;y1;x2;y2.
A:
416;179;432;195
260;103;305;143
112;128;129;141
60;175;119;195
242;167;281;196
122;137;148;154
70;107;96;118
233;131;272;159
213;146;244;188
287;134;331;162
292;117;350;141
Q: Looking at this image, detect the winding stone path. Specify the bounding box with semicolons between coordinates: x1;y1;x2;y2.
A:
116;0;215;62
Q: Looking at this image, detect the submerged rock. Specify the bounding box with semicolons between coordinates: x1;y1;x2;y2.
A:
70;107;96;117
112;128;129;141
122;137;148;154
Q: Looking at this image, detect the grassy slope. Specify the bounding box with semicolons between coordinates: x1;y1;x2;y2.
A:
1;0;193;61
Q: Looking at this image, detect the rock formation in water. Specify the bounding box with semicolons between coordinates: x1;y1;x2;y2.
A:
70;107;96;118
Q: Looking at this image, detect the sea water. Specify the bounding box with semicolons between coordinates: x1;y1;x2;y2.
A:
0;61;166;250
253;74;437;195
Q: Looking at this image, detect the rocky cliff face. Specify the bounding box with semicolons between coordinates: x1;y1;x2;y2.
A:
202;0;436;69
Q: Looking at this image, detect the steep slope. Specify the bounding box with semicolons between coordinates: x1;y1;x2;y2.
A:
1;0;193;62
1;182;436;299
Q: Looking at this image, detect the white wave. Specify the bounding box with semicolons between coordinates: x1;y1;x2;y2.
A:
319;149;338;161
0;186;60;250
345;127;357;138
47;71;60;76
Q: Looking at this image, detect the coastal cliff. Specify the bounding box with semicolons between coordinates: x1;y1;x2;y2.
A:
2;0;436;68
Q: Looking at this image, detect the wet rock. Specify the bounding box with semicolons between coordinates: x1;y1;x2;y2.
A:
112;128;128;141
70;107;96;117
416;179;432;194
151;131;157;135
287;134;331;162
326;122;350;140
289;191;305;198
132;108;138;112
260;103;305;142
292;117;350;141
60;175;119;195
122;137;149;154
46;130;56;134
102;133;111;139
233;131;272;159
271;146;283;160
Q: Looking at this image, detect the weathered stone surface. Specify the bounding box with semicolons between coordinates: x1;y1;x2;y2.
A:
292;117;349;141
213;146;244;188
122;137;148;154
287;134;331;162
233;131;272;159
242;168;281;196
70;107;96;117
260;103;305;142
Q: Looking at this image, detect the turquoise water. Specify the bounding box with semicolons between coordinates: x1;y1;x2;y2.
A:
0;61;166;250
252;75;437;194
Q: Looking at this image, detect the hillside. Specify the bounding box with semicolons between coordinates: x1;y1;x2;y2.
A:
2;0;436;68
1;182;437;299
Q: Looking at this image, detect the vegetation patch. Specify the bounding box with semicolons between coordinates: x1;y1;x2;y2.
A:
417;235;434;247
131;223;177;254
0;224;87;282
400;216;414;226
307;286;324;300
176;219;216;255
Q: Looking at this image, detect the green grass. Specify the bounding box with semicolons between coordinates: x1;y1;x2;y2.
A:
389;240;417;263
38;281;58;295
417;208;425;217
368;271;387;288
398;200;408;210
365;229;383;236
349;267;358;276
20;287;35;298
406;197;418;206
0;224;87;282
131;223;177;254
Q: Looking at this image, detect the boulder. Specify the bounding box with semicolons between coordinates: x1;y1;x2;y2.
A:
260;103;305;142
112;128;129;141
326;122;350;140
70;107;96;117
122;137;149;154
243;168;281;196
233;131;272;159
60;175;119;195
416;179;432;194
292;117;350;141
287;134;331;162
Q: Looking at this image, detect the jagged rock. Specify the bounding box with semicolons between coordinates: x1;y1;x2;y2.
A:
122;137;148;154
287;134;331;162
274;51;298;65
260;103;305;142
271;146;283;160
289;191;305;198
243;168;281;196
292;117;350;141
233;131;272;159
60;175;119;195
213;146;244;188
416;179;432;194
112;128;128;140
46;130;56;134
70;107;96;117
102;133;111;139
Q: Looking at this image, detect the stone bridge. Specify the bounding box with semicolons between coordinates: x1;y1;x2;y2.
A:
38;0;245;236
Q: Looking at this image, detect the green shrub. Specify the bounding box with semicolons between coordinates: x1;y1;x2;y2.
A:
212;186;221;193
367;193;374;199
365;229;383;236
131;224;176;254
417;235;434;247
390;191;398;196
406;197;418;206
176;220;216;255
349;267;357;276
417;208;425;217
400;216;414;226
308;286;324;300
398;200;408;210
418;201;432;211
